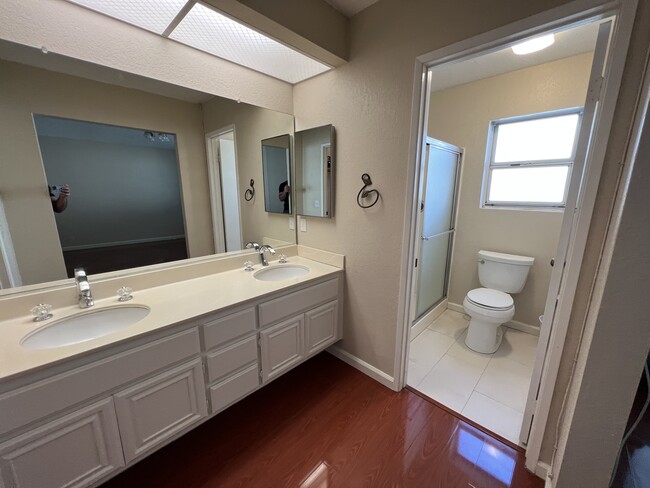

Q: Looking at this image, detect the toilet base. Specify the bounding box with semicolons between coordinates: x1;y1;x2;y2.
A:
465;321;504;354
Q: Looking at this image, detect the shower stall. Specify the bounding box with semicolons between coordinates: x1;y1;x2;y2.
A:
413;138;462;323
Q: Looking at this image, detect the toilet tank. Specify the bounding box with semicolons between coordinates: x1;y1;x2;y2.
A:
478;250;534;293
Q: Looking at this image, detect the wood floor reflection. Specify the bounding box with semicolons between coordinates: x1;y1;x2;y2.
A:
102;353;542;488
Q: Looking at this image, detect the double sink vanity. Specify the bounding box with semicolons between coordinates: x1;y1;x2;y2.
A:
0;247;344;488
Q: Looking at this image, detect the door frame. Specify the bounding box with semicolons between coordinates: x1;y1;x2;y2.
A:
410;138;463;325
205;125;243;254
393;0;637;478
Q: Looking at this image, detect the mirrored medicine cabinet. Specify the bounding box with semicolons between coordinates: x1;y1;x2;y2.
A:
294;125;335;219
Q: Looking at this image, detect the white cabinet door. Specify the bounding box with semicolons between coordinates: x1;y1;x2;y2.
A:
260;316;305;383
114;358;207;462
305;300;339;356
0;398;124;488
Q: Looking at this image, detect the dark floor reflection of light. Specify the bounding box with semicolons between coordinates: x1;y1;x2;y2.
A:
457;426;515;486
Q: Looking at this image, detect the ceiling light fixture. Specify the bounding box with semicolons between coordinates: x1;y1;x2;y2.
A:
512;34;555;55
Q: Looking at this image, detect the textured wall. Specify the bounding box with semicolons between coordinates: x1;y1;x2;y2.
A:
429;53;593;327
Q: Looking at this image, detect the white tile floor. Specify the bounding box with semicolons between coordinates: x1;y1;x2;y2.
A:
407;309;538;444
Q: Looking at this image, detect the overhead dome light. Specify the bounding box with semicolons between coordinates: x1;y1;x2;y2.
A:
512;34;555;55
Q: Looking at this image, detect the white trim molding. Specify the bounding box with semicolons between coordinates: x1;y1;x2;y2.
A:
327;345;395;390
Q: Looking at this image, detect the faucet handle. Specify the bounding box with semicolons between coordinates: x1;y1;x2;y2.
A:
31;303;53;322
279;253;287;264
117;286;133;302
246;242;260;251
244;261;254;272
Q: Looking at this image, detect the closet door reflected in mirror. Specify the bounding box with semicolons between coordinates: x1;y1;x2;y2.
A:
295;125;334;218
261;135;292;215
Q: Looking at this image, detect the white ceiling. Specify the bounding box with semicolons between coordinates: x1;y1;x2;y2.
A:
323;0;379;17
430;21;601;92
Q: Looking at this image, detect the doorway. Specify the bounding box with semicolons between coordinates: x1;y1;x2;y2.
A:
403;15;618;451
206;127;243;253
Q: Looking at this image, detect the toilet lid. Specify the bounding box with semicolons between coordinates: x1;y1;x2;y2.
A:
467;288;513;310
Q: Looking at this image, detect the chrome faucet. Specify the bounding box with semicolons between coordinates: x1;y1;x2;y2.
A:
74;267;94;308
246;242;276;267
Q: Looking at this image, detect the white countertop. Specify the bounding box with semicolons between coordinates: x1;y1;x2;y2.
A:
0;257;342;382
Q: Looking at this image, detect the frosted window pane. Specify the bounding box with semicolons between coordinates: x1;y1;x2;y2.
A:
170;3;331;84
494;114;580;163
488;166;569;204
66;0;186;34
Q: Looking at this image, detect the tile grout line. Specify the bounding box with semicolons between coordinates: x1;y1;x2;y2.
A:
459;352;493;414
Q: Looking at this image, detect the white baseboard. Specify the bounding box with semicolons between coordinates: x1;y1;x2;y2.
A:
536;461;551;483
327;345;395;390
410;299;448;340
448;302;540;336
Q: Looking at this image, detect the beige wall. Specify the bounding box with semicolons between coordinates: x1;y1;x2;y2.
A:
202;97;296;246
428;53;593;327
0;60;212;286
293;0;650;470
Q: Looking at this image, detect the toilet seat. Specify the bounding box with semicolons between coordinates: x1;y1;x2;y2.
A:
466;288;513;311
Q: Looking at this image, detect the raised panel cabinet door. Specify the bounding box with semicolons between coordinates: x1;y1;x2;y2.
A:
114;358;207;463
260;315;305;383
305;300;339;356
0;398;124;488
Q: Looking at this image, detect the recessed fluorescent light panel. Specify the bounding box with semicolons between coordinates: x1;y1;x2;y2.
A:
169;3;330;83
512;34;555;55
66;0;187;34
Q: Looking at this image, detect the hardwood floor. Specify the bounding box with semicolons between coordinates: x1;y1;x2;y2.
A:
102;353;543;488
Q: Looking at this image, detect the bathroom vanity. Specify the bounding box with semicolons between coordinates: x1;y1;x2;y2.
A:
0;252;343;488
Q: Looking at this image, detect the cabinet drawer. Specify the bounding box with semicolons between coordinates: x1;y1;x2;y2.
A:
0;328;201;436
260;315;305;383
206;335;258;384
0;398;124;488
305;300;339;356
258;278;338;327
203;307;256;350
209;364;259;414
114;359;207;463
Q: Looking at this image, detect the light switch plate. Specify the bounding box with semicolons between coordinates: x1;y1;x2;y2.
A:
289;217;295;230
299;217;307;232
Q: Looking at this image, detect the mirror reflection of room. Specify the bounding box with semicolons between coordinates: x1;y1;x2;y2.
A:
0;56;295;289
262;135;292;215
34;116;187;277
294;125;334;218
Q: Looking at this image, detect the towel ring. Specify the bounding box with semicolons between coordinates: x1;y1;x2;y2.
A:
244;179;255;202
357;173;380;209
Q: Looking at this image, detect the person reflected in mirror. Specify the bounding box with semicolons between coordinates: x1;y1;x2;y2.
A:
49;184;70;213
279;180;290;214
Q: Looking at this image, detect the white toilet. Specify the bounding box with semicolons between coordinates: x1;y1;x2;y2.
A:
463;250;534;354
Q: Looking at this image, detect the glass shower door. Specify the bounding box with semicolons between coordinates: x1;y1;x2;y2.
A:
415;140;461;320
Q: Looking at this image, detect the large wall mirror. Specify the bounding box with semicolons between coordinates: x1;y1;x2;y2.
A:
0;45;296;292
295;125;335;218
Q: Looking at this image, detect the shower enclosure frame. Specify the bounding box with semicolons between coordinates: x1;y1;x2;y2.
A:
410;137;463;329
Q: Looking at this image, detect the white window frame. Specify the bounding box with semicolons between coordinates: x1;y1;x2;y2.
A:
481;107;584;209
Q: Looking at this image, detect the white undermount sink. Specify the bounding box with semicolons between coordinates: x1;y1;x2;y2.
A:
253;264;310;282
21;306;150;350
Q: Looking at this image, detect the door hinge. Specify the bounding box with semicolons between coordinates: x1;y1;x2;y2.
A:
588;75;604;103
420;200;424;212
414;258;418;268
